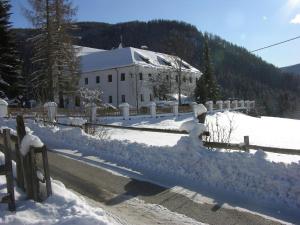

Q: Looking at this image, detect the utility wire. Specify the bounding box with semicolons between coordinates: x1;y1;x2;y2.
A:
251;35;300;52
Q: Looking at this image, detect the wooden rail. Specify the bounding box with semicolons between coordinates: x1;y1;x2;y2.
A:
40;119;300;156
203;137;300;156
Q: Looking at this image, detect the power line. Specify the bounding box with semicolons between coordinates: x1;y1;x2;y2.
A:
251;35;300;52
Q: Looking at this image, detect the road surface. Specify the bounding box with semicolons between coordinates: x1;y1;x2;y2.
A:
44;150;286;225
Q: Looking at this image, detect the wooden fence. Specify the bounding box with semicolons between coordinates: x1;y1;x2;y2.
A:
39;118;300;156
0;129;16;211
0;116;52;211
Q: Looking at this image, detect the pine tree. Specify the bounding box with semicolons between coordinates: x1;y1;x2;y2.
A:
25;0;79;104
195;34;220;103
0;0;22;98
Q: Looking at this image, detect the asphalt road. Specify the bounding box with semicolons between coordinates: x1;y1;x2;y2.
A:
44;151;286;225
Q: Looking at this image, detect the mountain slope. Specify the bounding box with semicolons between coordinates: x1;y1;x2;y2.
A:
281;63;300;75
13;20;300;117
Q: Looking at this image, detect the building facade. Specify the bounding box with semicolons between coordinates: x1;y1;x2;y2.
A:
77;45;202;108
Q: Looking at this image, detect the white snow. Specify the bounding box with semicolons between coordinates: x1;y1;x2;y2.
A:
0;153;120;225
1;112;300;223
79;46;201;74
20;133;44;156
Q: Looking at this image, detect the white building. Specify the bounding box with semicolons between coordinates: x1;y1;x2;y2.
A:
76;45;202;108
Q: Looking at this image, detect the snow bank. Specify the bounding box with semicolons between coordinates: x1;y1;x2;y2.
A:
1;115;300;217
3;120;298;212
20;133;44;156
58;117;87;126
0;153;120;225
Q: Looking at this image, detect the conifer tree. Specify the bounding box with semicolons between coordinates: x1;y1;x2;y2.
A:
25;0;79;104
195;34;220;103
0;0;22;98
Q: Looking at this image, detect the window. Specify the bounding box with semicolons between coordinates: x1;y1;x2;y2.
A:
85;78;88;85
166;75;169;81
183;76;186;82
189;77;193;83
175;75;179;83
148;73;152;78
109;96;112;103
139;73;143;80
108;74;112;82
121;73;125;81
150;94;153;101
96;76;100;83
140;94;144;102
121;95;126;103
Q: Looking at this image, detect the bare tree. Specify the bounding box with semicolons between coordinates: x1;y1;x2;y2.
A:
164;30;193;105
147;69;172;100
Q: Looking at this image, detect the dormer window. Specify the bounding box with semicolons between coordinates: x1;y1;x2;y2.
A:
136;52;150;64
182;62;190;69
158;56;172;66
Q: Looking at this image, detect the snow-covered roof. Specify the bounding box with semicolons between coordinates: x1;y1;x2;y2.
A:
74;45;106;57
78;46;201;74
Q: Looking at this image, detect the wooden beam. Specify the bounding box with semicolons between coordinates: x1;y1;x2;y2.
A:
3;129;16;211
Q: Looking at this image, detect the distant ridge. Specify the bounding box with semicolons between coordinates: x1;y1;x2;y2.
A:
281;63;300;75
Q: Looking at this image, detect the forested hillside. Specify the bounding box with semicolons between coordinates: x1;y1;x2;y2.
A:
281;63;300;75
13;20;300;117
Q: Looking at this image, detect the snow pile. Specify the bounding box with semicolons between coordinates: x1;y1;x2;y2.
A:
1;114;300;217
20;133;44;156
58;117;87;126
0;153;120;225
4;120;298;212
180;120;206;148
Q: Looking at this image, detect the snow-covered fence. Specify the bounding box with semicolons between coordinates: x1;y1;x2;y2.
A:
0;116;52;209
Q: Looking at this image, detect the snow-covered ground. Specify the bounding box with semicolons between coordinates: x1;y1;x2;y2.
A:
0;154;120;225
1;112;300;223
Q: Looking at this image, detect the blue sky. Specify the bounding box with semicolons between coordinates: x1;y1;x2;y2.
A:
10;0;300;67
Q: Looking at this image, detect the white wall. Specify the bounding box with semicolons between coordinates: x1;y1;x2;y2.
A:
78;65;200;108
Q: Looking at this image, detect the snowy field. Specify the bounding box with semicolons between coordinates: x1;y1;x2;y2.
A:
0;154;120;225
1;112;300;223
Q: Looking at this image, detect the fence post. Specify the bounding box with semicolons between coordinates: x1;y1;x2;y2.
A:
171;101;179;117
205;101;213;112
239;100;245;108
148;102;156;118
216;100;223;110
3;129;16;211
0;99;8;117
119;103;130;120
16;115;34;199
44;102;57;122
224;100;230;110
16;115;26;190
232;100;238;109
244;136;250;152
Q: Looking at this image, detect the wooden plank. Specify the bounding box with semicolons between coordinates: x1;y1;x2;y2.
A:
3;129;16;211
249;145;300;155
203;141;300;155
0;165;7;175
42;146;52;197
16;115;26;191
30;147;39;201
